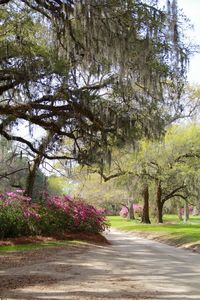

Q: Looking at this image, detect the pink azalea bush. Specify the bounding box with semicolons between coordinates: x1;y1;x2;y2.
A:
119;204;143;218
0;191;40;238
119;206;129;218
40;195;108;234
0;191;109;238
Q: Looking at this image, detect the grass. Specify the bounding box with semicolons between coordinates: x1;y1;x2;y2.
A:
0;240;86;252
108;215;200;245
163;214;200;224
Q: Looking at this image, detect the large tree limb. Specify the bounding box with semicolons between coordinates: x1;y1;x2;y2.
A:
0;0;10;4
176;152;200;162
0;168;27;180
0;129;75;160
162;185;186;204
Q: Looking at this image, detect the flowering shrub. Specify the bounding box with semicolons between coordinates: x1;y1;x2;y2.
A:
0;191;39;238
0;191;109;238
119;204;143;218
119;206;129;218
40;195;108;234
180;206;193;215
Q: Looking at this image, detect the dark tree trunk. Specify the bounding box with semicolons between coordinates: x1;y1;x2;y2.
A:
141;185;151;224
25;132;53;198
156;180;163;223
127;200;135;220
25;156;42;198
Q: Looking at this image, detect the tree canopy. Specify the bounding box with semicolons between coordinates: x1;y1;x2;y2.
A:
0;0;190;195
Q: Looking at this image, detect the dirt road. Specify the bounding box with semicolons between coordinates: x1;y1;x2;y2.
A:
0;229;200;299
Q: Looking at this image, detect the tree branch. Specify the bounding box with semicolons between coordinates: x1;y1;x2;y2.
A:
0;168;27;181
162;185;186;204
176;152;200;162
0;0;10;5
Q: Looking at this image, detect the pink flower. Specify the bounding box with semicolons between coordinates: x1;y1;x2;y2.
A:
15;189;25;193
119;204;143;218
6;192;17;197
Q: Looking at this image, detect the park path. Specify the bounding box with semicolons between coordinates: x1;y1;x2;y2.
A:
0;228;200;299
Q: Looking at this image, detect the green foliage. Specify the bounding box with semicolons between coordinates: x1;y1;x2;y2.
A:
48;176;71;196
79;122;200;222
0;200;38;238
126;123;200;212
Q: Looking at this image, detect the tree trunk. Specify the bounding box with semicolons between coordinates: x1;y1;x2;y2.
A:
197;200;200;215
127;200;135;220
25;132;53;198
156;180;163;223
25;156;42;198
141;184;151;224
184;201;189;222
177;203;183;221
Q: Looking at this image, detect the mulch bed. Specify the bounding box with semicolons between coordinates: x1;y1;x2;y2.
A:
0;232;110;246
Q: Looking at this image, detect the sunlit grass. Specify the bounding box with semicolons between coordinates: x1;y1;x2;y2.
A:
108;215;200;245
163;214;200;224
0;240;87;252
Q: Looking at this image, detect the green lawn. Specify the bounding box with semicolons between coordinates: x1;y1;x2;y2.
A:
163;214;200;224
108;215;200;245
0;240;86;252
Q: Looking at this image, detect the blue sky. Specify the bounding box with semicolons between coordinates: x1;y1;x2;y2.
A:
177;0;200;84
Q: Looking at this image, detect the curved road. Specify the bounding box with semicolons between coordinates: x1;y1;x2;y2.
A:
106;229;200;299
1;229;200;299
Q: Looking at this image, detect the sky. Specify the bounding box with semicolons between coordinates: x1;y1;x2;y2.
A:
177;0;200;84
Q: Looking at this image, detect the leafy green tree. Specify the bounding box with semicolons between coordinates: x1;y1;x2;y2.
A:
90;122;200;223
134;123;200;223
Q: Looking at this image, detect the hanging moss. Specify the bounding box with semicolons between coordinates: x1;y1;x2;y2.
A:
0;0;191;173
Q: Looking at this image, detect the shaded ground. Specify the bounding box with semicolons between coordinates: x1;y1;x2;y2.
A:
0;232;109;246
1;229;200;299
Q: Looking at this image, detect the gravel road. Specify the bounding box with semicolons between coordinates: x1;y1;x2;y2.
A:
0;228;200;299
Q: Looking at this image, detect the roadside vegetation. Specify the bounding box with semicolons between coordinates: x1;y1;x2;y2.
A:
108;216;200;249
0;191;108;238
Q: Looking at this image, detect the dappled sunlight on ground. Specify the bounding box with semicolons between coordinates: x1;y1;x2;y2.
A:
0;229;200;299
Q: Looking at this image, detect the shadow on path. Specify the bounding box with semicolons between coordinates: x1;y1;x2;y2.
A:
0;229;200;299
